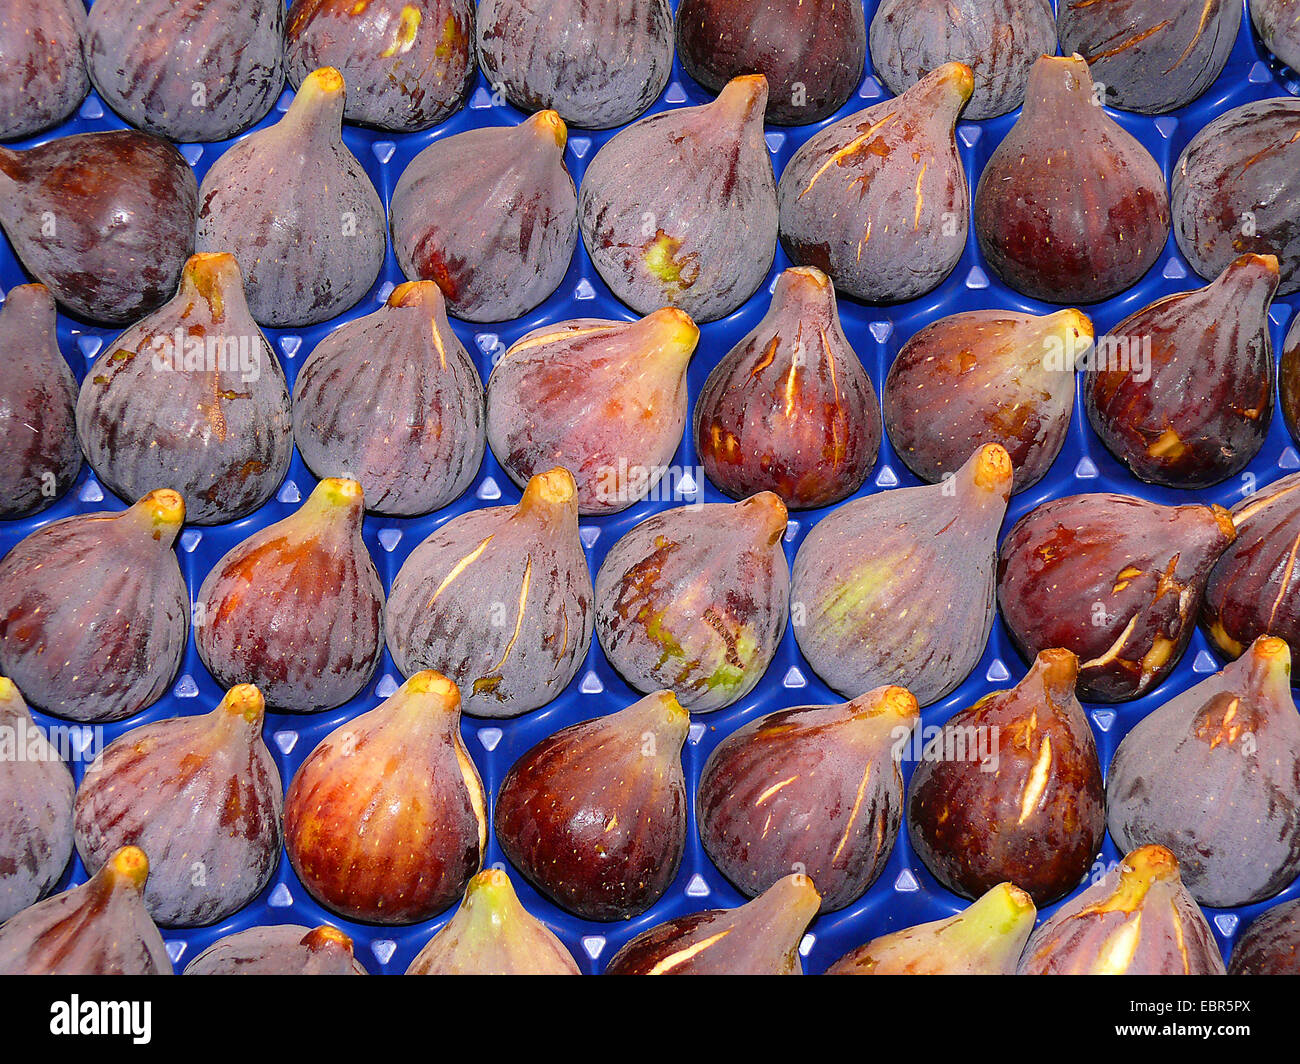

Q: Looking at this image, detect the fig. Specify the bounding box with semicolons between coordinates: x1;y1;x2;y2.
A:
1172;97;1300;295
0;131;198;324
0;846;170;975
1085;254;1280;490
1017;845;1225;975
385;468;593;718
698;685;920;913
406;869;581;975
1228;897;1300;975
675;0;866;125
283;671;487;924
485;309;698;516
827;882;1037;975
0;284;81;518
286;0;475;132
0;490;188;723
195;68;387;328
0;678;74;923
694;266;881;510
973;54;1171;305
1253;0;1300;72
604;873;820;975
292;280;486;518
495;690;689;921
578;75;777;323
76;253;293;526
73;685;283;928
1283;316;1300;444
86;0;284;142
997;493;1237;702
884;308;1092;495
791;444;1013;707
185;924;367;975
593;493;789;713
195;478;385;714
478;0;673;129
0;0;88;141
778;63;973;306
907;649;1106;906
869;0;1056;120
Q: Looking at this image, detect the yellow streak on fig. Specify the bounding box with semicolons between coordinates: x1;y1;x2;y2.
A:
1081;845;1179;917
427;535;494;608
1169;1;1216;71
755;776;799;805
1147;428;1186;459
798;113;899;201
1112;566;1142;593
646;929;733;974
1207;620;1245;659
182;252;237;321
1081;614;1139;671
1140;635;1176;685
380;5;422;58
1018;737;1052;825
913;162;928;230
832;763;872;862
508;324;616;356
1091;915;1142;975
1171;900;1190;973
479;559;532;682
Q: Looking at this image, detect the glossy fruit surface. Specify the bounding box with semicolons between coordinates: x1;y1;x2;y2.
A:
184;924;367;975
1228;897;1300;974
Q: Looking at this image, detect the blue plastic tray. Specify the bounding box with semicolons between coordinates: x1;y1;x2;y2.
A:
3;0;1299;974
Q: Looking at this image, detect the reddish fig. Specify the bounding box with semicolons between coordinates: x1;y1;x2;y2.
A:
1283;316;1300;444
1253;0;1300;72
1228;898;1300;975
0;0;88;141
185;924;367;975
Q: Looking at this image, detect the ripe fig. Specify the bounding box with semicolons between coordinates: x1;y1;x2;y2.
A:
385;468;593;718
827;882;1037;975
195;478;385;714
73;685;283;928
997;493;1237;702
884;308;1092;494
791;444;1013;707
495;690;689;921
1085;254;1280;489
0;0;88;141
906;649;1106;906
1017;845;1225;975
578;75;777;323
478;0;673;129
0;284;81;518
604;873;820;974
1228;898;1300;975
1283;316;1300;444
0;131;198;324
76;253;293;526
593;493;789;713
694;266;881;510
698;685;919;913
86;0;284;142
185;924;367;975
778;63;972;306
973;54;1171;304
406;869;581;974
283;671;487;924
0;846;170;975
292;280;486;518
286;0;475;132
675;0;866;125
1253;0;1300;72
196;68;387;328
0;490;188;723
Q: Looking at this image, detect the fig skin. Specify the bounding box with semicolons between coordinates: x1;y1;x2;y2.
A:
1228;897;1300;975
675;0;866;125
0;131;198;325
694;267;881;510
1085;254;1280;490
973;54;1171;305
0;0;88;141
0;490;188;724
997;493;1237;703
287;0;475;132
698;685;920;914
292;280;486;518
792;444;1013;707
869;0;1056;121
73;685;284;928
478;0;673;130
1283;316;1300;445
0;284;81;518
778;63;973;306
185;924;368;976
486;309;698;516
283;671;488;925
907;649;1106;906
594;493;790;713
495;690;689;921
76;253;293;526
0;846;171;975
1253;0;1300;72
1018;845;1226;975
578;75;777;323
884;308;1092;495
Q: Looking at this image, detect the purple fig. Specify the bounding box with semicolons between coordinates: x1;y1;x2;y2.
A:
0;0;88;141
485;308;698;516
1283;315;1300;444
292;280;486;517
385;468;594;718
1228;897;1300;975
694;267;881;510
1253;0;1300;72
594;493;789;713
578;75;777;323
185;924;367;975
791;444;1013;707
